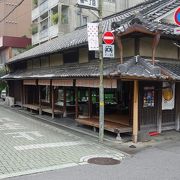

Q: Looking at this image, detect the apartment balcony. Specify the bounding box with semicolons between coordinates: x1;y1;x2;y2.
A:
49;24;58;38
48;0;59;9
32;7;39;21
39;0;48;15
32;33;40;45
40;28;48;41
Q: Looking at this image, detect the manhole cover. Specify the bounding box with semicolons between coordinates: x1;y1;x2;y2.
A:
87;157;121;165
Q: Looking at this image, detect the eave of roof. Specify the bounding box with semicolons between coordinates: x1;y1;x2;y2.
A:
7;0;180;64
2;56;175;81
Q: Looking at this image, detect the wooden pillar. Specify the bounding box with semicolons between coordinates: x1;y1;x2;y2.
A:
63;87;67;117
175;83;180;131
39;86;41;115
88;88;92;118
51;86;55;119
133;80;139;143
75;87;79;119
21;82;23;107
23;85;25;105
157;83;162;133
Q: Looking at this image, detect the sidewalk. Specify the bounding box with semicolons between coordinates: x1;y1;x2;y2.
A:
1;101;180;155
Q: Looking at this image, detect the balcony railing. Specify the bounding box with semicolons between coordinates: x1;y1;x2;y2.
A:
32;7;39;20
32;33;40;45
40;28;48;40
39;0;48;14
48;0;59;9
49;24;58;38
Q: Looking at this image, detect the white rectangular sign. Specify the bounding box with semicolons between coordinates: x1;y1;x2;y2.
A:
87;23;99;51
103;44;115;58
162;82;175;110
174;27;180;35
77;0;98;9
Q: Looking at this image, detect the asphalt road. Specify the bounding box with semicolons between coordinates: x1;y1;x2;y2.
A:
7;140;180;180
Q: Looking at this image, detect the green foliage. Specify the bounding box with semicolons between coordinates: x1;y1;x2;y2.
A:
32;0;38;7
31;24;38;35
51;13;59;25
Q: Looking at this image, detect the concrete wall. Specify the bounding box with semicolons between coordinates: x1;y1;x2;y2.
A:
79;48;88;63
115;38;135;58
116;0;145;12
139;37;178;60
0;0;32;37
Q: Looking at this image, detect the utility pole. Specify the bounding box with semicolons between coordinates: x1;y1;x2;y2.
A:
98;0;104;143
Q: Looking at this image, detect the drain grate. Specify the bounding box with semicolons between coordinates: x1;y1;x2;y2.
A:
87;157;121;165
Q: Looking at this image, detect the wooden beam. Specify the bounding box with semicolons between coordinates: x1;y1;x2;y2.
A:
133;80;139;143
152;32;161;65
118;24;155;37
63;87;67;117
52;86;55;119
75;87;79;119
116;35;123;64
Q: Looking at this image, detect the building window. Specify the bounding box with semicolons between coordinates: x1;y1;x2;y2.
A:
82;16;88;25
63;50;78;64
88;51;99;61
61;5;69;24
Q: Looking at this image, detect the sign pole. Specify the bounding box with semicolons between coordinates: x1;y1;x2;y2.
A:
98;0;104;143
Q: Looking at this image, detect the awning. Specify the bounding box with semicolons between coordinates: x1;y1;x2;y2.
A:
23;79;37;85
76;79;117;88
38;79;51;86
52;79;73;87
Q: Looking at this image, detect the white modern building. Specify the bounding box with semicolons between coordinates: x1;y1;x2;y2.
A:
31;0;145;45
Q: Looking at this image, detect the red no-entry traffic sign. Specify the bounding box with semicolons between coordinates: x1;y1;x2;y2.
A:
103;31;115;45
174;7;180;26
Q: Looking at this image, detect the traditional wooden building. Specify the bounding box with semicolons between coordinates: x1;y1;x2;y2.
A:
2;0;180;142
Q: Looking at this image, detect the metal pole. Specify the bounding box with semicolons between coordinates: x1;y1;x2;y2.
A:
98;0;104;142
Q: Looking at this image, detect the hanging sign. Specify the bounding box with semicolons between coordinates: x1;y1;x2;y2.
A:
103;31;115;45
87;23;99;51
103;44;114;58
174;7;180;26
77;0;98;10
162;82;175;110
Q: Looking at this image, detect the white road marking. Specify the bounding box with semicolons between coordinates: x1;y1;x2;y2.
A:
0;117;13;123
5;131;43;140
14;141;88;151
0;123;25;130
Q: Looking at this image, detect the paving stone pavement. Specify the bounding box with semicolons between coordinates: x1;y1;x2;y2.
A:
0;106;125;179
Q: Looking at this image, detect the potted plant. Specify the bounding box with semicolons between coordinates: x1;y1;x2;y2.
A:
51;13;59;25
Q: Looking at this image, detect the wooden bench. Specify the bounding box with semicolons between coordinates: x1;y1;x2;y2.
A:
23;104;39;111
75;117;132;134
41;106;63;116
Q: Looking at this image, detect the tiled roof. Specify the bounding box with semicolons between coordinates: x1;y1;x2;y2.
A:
2;57;172;80
7;0;180;64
